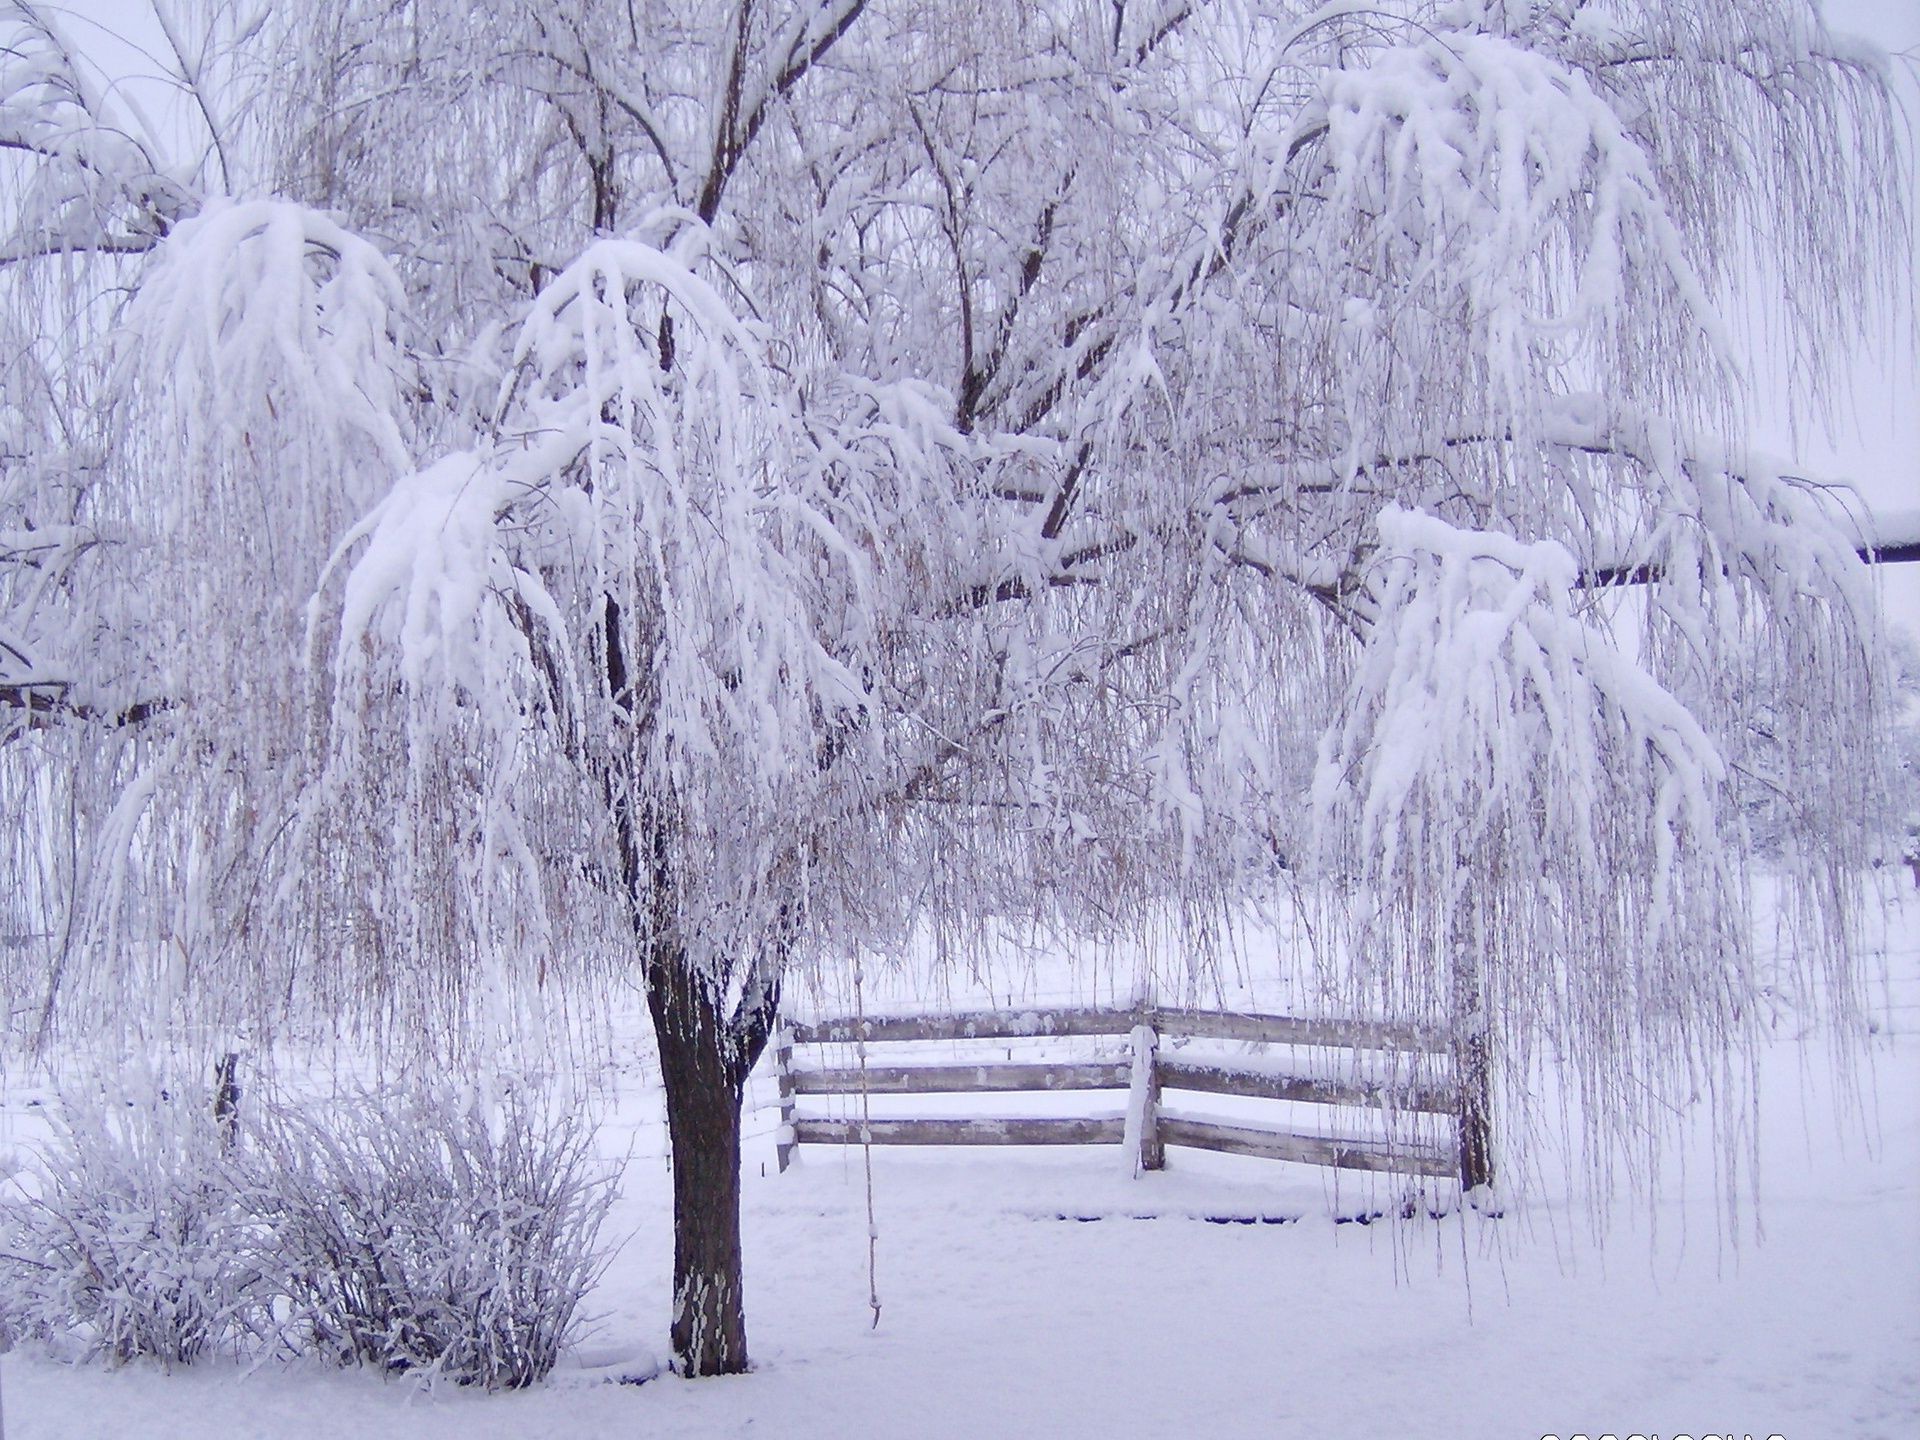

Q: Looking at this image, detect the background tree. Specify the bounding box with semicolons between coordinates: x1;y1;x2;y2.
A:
1;0;1908;1377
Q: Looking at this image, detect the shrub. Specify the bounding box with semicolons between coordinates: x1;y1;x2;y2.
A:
245;1084;619;1389
0;1094;263;1367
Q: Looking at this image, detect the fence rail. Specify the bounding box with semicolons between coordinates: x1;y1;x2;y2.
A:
788;1006;1443;1052
1156;1056;1452;1114
774;1003;1489;1186
1157;1114;1455;1178
788;1007;1137;1045
793;1115;1127;1147
790;1061;1132;1095
1148;1007;1444;1053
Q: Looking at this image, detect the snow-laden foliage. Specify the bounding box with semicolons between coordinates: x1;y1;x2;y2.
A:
364;231;853;947
0;2;191;267
0;0;1909;1373
0;195;413;1039
306;226;990;1043
0;1091;260;1367
1314;506;1748;1200
119;198;409;779
1315;21;1724;443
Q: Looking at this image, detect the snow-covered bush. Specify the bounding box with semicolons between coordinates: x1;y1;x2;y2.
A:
0;1080;619;1387
0;1094;261;1367
245;1085;618;1389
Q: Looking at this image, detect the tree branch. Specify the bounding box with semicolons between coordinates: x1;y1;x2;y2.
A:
696;0;870;224
0;682;169;737
0;235;159;269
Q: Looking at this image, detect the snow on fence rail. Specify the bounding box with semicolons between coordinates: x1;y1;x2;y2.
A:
774;1005;1486;1186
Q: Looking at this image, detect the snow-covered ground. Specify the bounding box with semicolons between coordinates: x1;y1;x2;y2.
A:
2;881;1916;1439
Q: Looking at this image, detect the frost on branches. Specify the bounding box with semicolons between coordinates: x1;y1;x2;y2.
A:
1313;506;1745;1207
1;0;1909;1376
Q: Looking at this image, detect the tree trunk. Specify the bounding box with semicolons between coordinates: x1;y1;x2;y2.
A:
650;970;751;1377
609;767;786;1377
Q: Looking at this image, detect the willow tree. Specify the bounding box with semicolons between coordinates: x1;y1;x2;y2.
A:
2;0;1907;1377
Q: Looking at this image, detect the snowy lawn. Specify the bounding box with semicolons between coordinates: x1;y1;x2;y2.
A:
3;886;1916;1440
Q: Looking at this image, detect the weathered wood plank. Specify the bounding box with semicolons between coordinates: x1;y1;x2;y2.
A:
774;1027;797;1174
789;1007;1139;1044
1150;1007;1445;1053
1126;1023;1163;1173
789;1006;1443;1051
789;1061;1131;1095
1158;1057;1454;1114
791;1115;1126;1147
1158;1114;1456;1177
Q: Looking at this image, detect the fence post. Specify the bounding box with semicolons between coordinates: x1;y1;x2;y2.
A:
212;1051;241;1152
774;1025;797;1174
1124;1022;1163;1174
1449;874;1495;1193
1453;1028;1493;1192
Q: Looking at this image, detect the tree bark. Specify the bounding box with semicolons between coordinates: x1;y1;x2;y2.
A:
642;927;783;1377
607;744;787;1375
647;954;752;1376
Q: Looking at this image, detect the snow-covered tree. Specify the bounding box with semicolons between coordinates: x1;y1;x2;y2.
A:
1;0;1908;1376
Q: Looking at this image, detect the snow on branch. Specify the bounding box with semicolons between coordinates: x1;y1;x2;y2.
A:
1313;19;1728;449
1317;505;1724;890
128;199;411;482
1860;508;1920;565
1534;396;1876;613
0;198;420;1035
313;226;963;1017
0;4;192;264
1526;400;1885;919
107;194;415;779
1314;504;1753;1201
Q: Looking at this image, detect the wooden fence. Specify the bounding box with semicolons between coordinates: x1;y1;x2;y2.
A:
773;1005;1491;1187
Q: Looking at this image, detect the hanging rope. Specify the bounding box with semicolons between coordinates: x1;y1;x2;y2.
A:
852;954;882;1330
